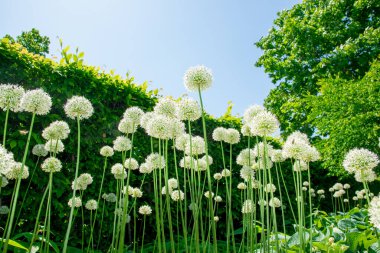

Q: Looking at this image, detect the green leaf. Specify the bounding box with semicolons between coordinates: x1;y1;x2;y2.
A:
0;238;28;251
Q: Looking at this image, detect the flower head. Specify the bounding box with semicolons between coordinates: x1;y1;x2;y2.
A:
183;65;213;91
236;148;255;166
146;153;165;169
140;111;155;130
124;158;139;170
68;196;82;208
5;162;29;180
139;162;153;174
100;146;114;157
185;136;205;156
221;169;231;177
249;111;279;137
123;107;144;125
269;197;281;208
113;136;132;152
32;144;48;157
242;200;255;214
64;96;94;120
0;84;25;112
240;166;255;182
139;205;152;215
44;139;64;153
243;105;265;124
111;163;127;180
212;127;227;142
42;121;70;140
146;114;172;139
213;173;222;180
41;157;62;173
72;173;93;190
0;206;10;215
369;195;380;229
343;148;379;174
179;156;195;169
1;176;9;188
241;124;252;137
130;188;143;198
237;182;247;190
224;128;240;144
171;190;185;201
85;199;98;210
177;98;201;121
354;170;377;183
0;145;15;175
271;149;285;163
154;97;177;118
118;118;137;134
175;133;190;151
20;89;52;115
264;183;276;193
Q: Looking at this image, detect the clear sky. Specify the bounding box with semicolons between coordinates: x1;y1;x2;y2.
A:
1;0;300;117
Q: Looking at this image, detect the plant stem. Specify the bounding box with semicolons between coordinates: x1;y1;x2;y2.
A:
2;109;9;146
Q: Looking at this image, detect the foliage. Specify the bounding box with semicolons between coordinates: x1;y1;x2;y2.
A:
5;28;50;56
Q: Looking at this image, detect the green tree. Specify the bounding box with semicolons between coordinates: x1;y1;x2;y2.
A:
5;28;50;55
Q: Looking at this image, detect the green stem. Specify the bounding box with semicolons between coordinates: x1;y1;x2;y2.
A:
2;109;9;147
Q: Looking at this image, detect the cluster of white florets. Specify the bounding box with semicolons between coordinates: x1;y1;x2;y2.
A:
100;146;114;157
41;157;62;173
183;65;213;91
282;131;320;164
64;96;94;120
0;84;25;112
72;173;93;190
343;148;379;183
20;89;52;115
44;139;65;153
42;120;70;140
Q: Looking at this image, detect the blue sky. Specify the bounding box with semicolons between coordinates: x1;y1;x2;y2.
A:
1;0;300;117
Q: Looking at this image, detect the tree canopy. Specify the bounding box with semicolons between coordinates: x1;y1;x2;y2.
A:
5;28;50;55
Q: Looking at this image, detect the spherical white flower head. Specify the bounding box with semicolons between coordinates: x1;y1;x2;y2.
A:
271;149;285;163
111;163;127;180
293;160;308;172
343;199;349;203
257;157;273;170
179;156;195;169
42;120;70;140
168;178;178;189
85;199;98;211
221;169;231;177
139;205;152;215
224;128;240;144
237;148;256;166
0;144;15;175
68;196;82;208
154;97;178;118
177;98;201;121
249;111;279;137
282;132;311;160
171;190;185;201
131;188;143;198
302;187;307;191
212;127;227;142
242;200;255;214
213;216;220;222
5;162;29;180
41;157;62;173
72;173;93;190
213;173;222;180
168;118;185;139
161;186;173;195
353;196;358;201
146;114;172;139
237;182;247;190
124;158;139;170
240;166;255;182
343;148;379;174
64;96;94;120
303;181;309;187
354;170;377;183
113;136;132;152
123;107;144;125
30;246;39;253
333;183;343;191
269;197;281;208
194;159;207;171
140;111;155;130
253;142;274;158
264;183;276;193
20;89;52;115
0;84;25;112
0;205;10;214
188;203;198;211
333;190;345;198
343;184;351;189
105;193;117;202
241;124;253;137
204;191;214;199
214;196;222;202
32;144;48;157
243;105;265;124
118;118;137;134
175;133;190;151
139;162;153;174
146;153;165;169
317;189;325;195
286;131;310;145
300;145;320;162
100;146;114;157
200;155;213;165
185;136;205;156
1;176;9;188
45;139;64;153
320;195;325;199
183;65;213;91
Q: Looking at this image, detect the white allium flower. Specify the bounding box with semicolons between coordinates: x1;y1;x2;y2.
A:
123;107;144;125
138;205;152;215
171;190;185;201
344;199;349;203
154;97;177;118
139;162;153;174
317;189;325;195
146;153;165;169
343;148;379;174
183;65;213;91
20;89;52;115
168;118;185;139
300;145;320;162
5;162;29;180
240;166;255;182
250;111;279;137
282;131;311;160
293;160;308;172
285;131;310;145
204;191;214;199
41;157;62;173
1;176;9;188
68;196;82;208
264;183;276;193
0;145;15;175
269;197;281;208
175;133;190;151
333;183;344;191
161;186;173;195
185;136;205;156
146;114;172;139
213;173;222;180
0;205;10;214
354;170;377;183
44;139;65;153
243;105;265;124
188;203;198;211
179;156;195;169
329;187;334;192
353;196;358;201
124;158;139;170
105;193;117;203
241;124;252;137
214;216;220;222
242;200;255;214
224;128;240;144
333;190;345;198
302;187;307;191
343;184;351;189
253;142;274;158
32;144;48;157
320;195;325;199
168;178;178;189
111;163;127;180
212;127;227;142
131;188;143;198
177;98;201;121
100;146;114;157
85;199;98;210
237;182;247;190
257;157;273;170
271;149;285;163
42;121;70;140
0;84;25;112
303;181;309;187
30;246;39;253
113;136;132;152
118;118;137;134
214;196;222;202
140;111;155;130
221;169;231;177
64;96;94;120
72;173;93;190
237;148;255;166
194;159;207;171
200;155;213;165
